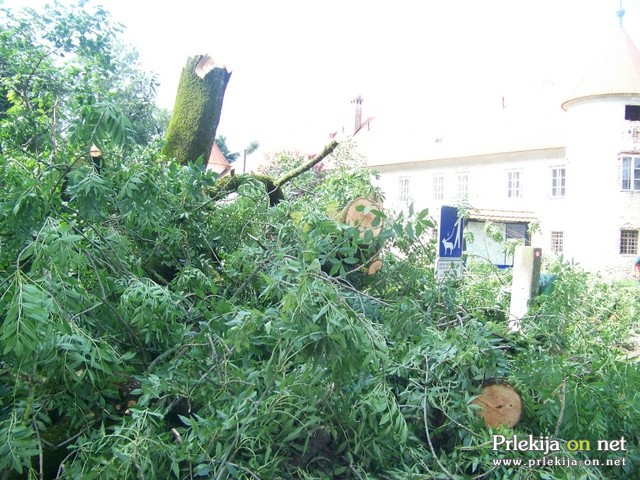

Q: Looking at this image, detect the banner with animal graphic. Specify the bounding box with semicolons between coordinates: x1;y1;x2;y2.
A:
436;205;464;281
438;205;463;258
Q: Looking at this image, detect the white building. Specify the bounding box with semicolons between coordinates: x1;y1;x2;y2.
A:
353;24;640;278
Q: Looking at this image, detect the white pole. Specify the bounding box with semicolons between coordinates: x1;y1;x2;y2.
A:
508;246;542;332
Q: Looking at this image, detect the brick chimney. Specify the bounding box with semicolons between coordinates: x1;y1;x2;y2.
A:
352;95;363;134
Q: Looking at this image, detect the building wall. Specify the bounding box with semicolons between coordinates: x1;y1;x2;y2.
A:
375;149;565;260
382;150;567;206
564;99;640;277
369;95;640;278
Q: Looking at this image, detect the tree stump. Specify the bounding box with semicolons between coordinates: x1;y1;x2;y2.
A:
472;383;522;428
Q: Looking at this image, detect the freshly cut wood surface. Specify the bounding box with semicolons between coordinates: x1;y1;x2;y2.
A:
342;197;383;239
472;384;522;428
367;258;383;275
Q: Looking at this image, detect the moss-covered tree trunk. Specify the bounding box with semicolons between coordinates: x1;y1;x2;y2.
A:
163;55;231;165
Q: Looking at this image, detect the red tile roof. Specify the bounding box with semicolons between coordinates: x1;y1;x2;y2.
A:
206;143;232;176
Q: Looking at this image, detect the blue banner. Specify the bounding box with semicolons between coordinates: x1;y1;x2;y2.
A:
439;206;463;258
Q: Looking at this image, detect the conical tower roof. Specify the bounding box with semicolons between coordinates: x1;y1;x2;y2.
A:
562;28;640;110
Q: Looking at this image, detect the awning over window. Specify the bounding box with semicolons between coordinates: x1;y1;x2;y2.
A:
468;208;538;223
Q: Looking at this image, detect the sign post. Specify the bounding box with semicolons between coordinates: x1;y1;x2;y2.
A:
436;206;464;281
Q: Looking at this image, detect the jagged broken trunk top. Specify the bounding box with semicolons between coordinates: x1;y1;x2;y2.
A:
163;55;231;165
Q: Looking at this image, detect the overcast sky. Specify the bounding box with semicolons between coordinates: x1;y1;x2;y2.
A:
4;0;640;153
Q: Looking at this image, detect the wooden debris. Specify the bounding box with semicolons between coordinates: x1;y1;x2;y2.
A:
366;258;383;275
472;383;522;428
341;197;384;240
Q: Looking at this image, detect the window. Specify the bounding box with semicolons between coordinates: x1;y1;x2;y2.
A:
506;223;528;245
433;175;444;200
620;230;638;255
457;173;469;197
551;231;564;253
625;105;640;121
551;167;566;197
398;177;410;203
621;156;640;191
507;171;521;198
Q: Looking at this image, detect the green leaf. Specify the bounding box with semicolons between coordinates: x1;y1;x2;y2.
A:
194;464;212;476
379;412;391;426
282;426;305;443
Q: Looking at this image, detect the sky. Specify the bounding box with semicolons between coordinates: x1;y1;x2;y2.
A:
4;0;640;154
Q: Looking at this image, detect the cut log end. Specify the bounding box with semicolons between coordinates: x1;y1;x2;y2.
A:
89;144;103;173
472;384;522;428
89;144;102;158
342;197;384;239
367;258;383;275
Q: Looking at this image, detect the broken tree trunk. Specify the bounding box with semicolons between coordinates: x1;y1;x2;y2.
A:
472;383;523;428
163;55;231;165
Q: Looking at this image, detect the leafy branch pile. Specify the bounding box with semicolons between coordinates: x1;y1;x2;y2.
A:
2;3;640;480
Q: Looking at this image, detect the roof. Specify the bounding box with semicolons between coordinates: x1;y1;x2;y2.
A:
468;208;538;223
356;89;567;168
562;29;640;110
351;28;640;167
206;143;232;176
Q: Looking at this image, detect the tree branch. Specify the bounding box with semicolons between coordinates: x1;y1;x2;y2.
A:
274;140;339;188
423;355;455;479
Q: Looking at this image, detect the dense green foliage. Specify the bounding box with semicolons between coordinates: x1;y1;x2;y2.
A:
0;1;167;158
2;3;640;480
2;138;639;479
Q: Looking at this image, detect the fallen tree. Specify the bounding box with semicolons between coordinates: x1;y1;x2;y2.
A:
2;39;639;479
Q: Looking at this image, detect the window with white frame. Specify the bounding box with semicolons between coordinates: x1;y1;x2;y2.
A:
551;167;566;197
507;170;522;198
620;229;638;255
621;156;640;191
551;231;564;253
398;177;410;203
433;175;444;200
457;173;469;197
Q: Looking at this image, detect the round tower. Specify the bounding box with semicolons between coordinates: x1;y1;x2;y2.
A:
561;14;640;277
